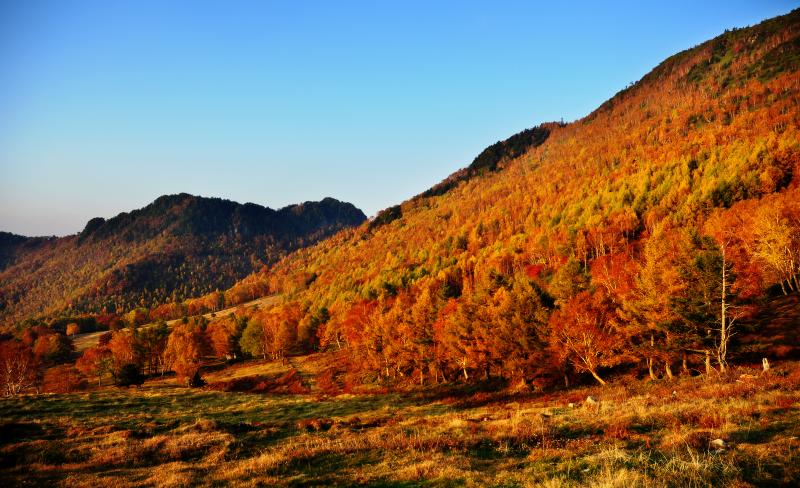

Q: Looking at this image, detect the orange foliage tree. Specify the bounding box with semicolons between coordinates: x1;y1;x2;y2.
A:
43;365;86;393
76;344;113;386
107;330;142;375
163;323;210;386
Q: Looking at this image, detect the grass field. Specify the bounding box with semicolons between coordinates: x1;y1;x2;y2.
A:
1;360;799;487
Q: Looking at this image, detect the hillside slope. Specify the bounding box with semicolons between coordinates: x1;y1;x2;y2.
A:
206;9;800;386
0;232;53;272
0;194;365;325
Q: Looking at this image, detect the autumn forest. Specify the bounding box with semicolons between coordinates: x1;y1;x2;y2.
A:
2;8;800;487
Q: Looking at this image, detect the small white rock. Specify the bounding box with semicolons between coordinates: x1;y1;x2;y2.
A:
710;438;726;449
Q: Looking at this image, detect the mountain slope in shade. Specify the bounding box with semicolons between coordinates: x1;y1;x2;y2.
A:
0;232;54;272
0;194;365;324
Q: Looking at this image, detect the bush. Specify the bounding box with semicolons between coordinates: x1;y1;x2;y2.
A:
187;371;206;388
116;364;144;387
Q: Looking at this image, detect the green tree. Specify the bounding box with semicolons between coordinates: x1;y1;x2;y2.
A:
116;363;144;387
549;257;589;305
671;232;736;374
240;319;266;359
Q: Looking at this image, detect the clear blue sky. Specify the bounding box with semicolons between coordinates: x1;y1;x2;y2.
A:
1;1;796;236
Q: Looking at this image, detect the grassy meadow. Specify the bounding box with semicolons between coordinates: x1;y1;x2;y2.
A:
1;358;799;487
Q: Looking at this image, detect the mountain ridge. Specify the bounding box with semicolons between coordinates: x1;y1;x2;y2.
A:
0;194;366;325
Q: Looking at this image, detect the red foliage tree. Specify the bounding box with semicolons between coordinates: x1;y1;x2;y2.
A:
76;345;113;386
32;330;74;365
550;291;631;385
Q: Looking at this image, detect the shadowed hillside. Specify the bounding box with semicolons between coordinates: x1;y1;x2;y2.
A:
0;194;365;326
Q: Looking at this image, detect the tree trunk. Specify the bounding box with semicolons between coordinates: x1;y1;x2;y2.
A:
589;368;607;386
647;357;656;380
705;350;712;376
648;334;657;380
665;362;674;380
718;246;729;374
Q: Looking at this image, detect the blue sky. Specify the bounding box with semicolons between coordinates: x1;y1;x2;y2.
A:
0;1;796;236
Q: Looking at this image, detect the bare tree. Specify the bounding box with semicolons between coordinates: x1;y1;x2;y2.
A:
0;341;39;397
715;242;746;373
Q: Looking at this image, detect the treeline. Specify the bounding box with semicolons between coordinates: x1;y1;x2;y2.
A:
0;300;328;395
11;178;790;397
372;125;552;229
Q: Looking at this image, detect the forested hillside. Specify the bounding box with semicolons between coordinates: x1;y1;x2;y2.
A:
197;9;800;388
0;194;365;327
0;232;53;272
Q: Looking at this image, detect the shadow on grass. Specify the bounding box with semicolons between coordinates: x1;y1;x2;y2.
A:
0;421;45;445
0;387;451;451
729;418;796;444
267;450;467;488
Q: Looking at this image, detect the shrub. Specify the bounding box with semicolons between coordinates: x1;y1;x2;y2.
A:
116;363;145;387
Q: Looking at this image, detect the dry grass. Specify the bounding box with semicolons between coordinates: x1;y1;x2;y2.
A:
203;358;292;382
1;361;799;487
